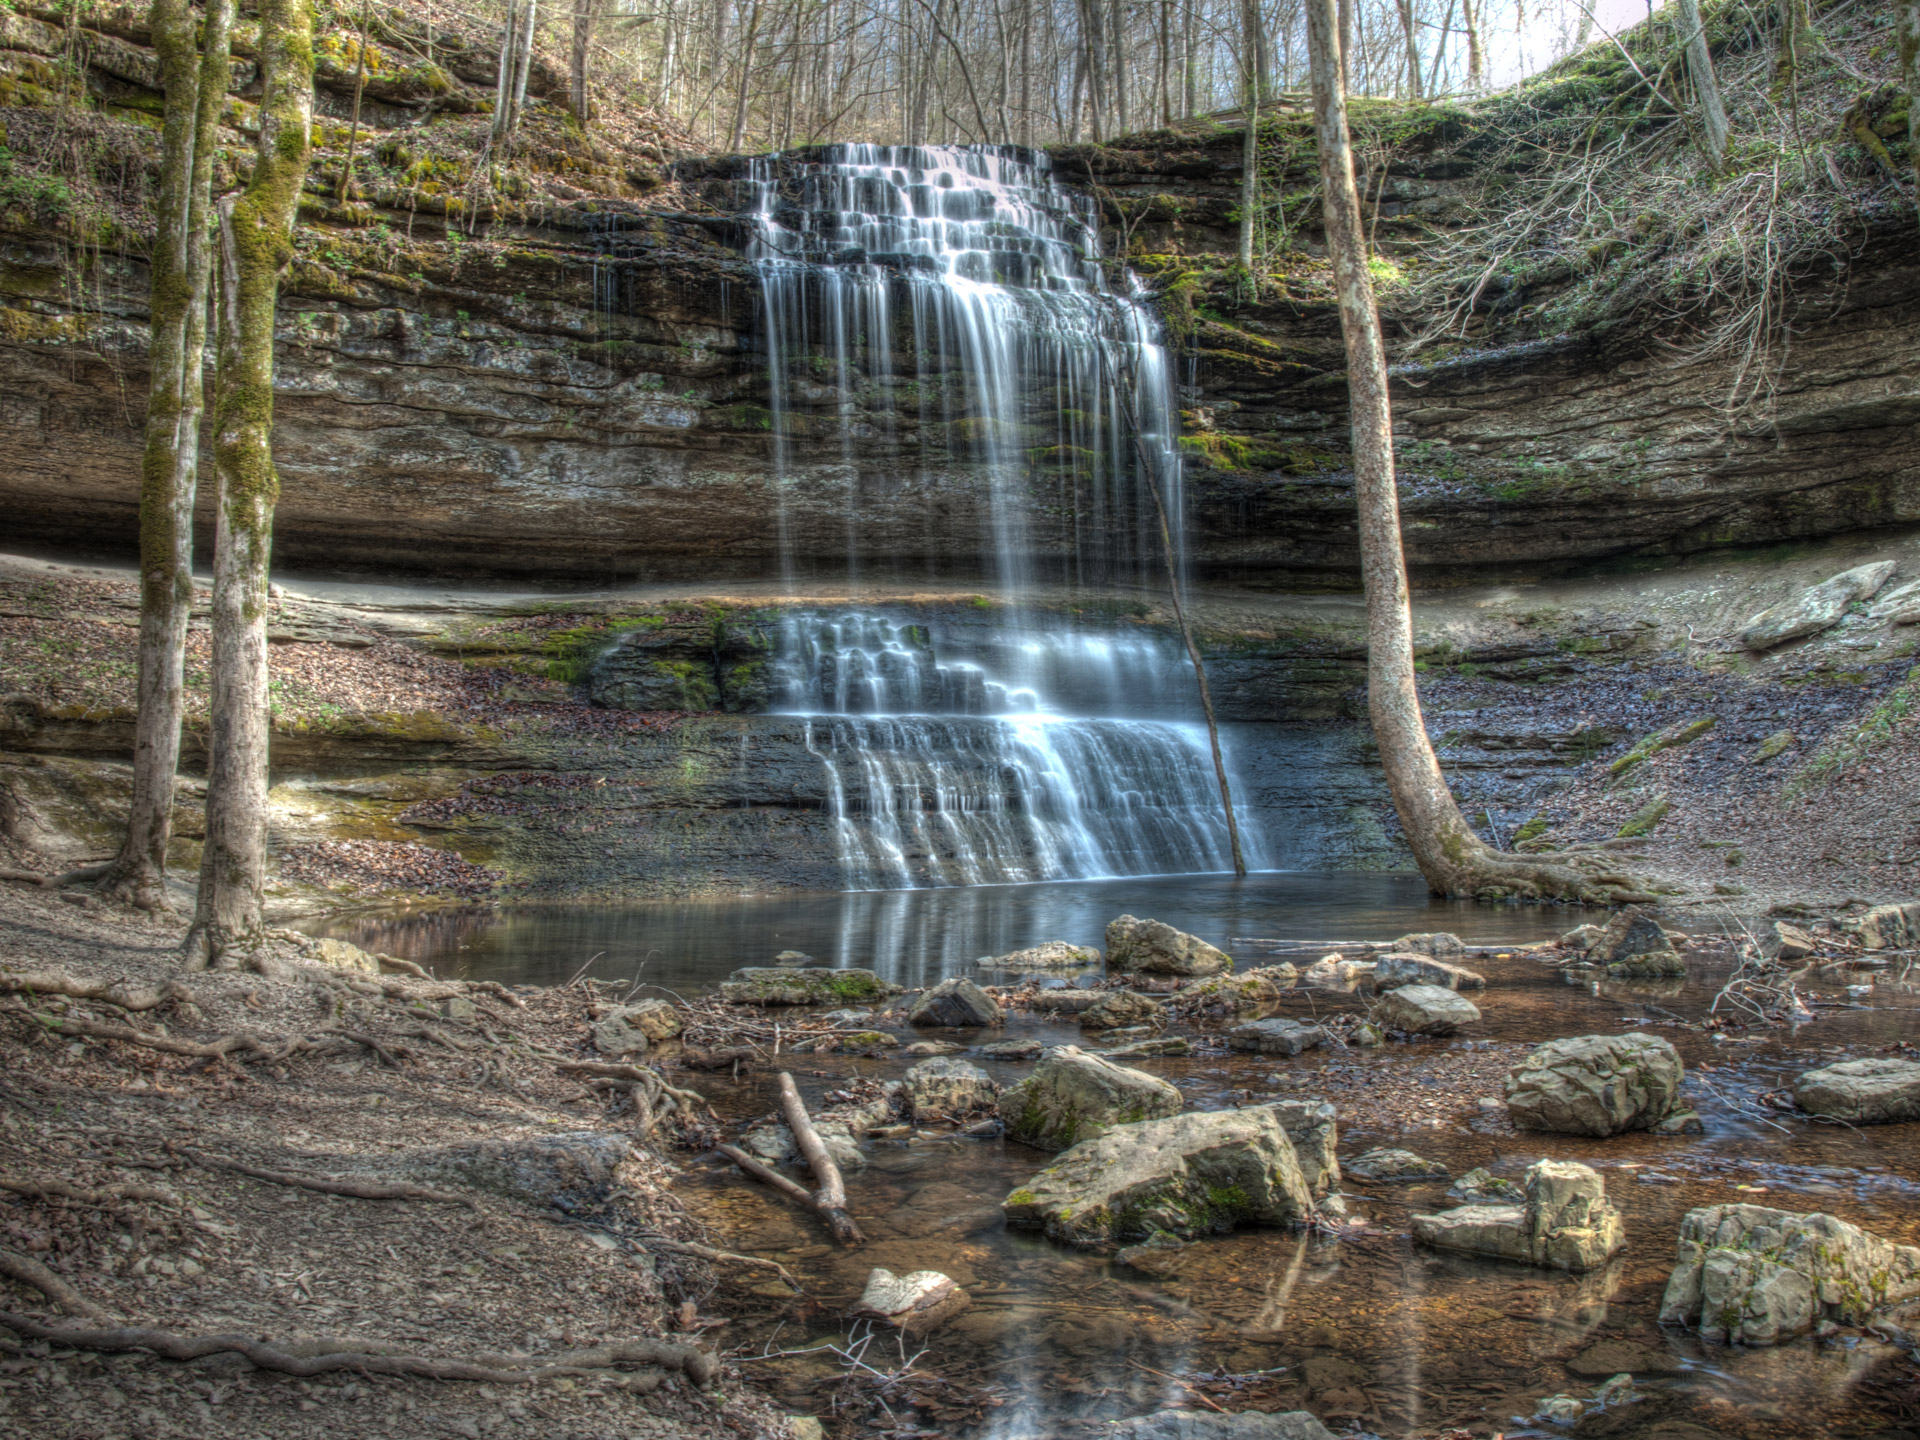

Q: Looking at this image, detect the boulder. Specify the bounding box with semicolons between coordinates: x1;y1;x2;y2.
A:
1659;1203;1920;1345
1079;990;1165;1031
1105;915;1231;977
1262;1100;1340;1198
1372;952;1486;990
397;1132;629;1212
848;1269;970;1335
979;1038;1043;1060
1868;575;1920;621
308;938;380;974
1793;1057;1920;1124
1585;908;1685;977
909;976;1003;1028
1389;932;1466;960
1447;1167;1524;1203
1346;1148;1449;1182
1374;983;1481;1035
1767;920;1817;962
1559;923;1604;951
590;1009;650;1056
982;941;1101;970
1504;1032;1684;1136
1027;988;1106;1014
719;968;901;1006
998;1045;1183;1151
1737;561;1898;650
1104;1412;1337;1440
1839;901;1920;950
1004;1106;1315;1249
903;1057;999;1121
1227;1018;1326;1056
1177;964;1298;1005
1104;1037;1192;1058
1411;1158;1626;1272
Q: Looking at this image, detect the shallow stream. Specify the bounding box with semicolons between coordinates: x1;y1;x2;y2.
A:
326;882;1920;1439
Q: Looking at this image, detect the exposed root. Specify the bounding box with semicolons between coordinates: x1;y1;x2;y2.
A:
557;1061;715;1119
0;1177;177;1208
0;1247;112;1321
324;1028;408;1067
5;1005;314;1064
0;862;114;891
0;970;199;1013
178;1149;475;1207
639;1236;801;1292
1446;846;1667;906
0;1312;716;1386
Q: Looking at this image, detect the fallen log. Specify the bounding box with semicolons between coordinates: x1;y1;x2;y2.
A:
776;1070;863;1246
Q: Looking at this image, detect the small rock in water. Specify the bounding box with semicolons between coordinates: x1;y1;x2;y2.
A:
1027;988;1105;1014
1768;920;1818;961
720;967;902;1006
1447;1166;1523;1202
1227;1018;1325;1056
1589;1372;1638;1408
774;949;815;966
903;1056;999;1121
1534;1393;1585;1424
1346;1148;1449;1183
1372;952;1486;990
1566;1338;1683;1378
1105;915;1231;976
1585;908;1686;978
1374;983;1481;1036
908;976;1003;1028
1412;1158;1625;1271
821;1008;873;1023
1389;931;1466;959
1103;1408;1337;1439
980;940;1102;970
978;1038;1043;1060
1114;1230;1188;1277
1078;990;1164;1031
1299;953;1372;990
1793;1056;1920;1124
901;1040;962;1056
1103;1036;1192;1058
848;1268;970;1334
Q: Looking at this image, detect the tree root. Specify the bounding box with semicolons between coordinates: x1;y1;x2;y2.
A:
0;1312;716;1386
6;1006;313;1064
0;862;114;891
1444;847;1667;906
324;1028;408;1067
0;1177;177;1208
0;1247;111;1321
638;1235;801;1292
178;1149;474;1207
0;970;199;1013
557;1061;715;1121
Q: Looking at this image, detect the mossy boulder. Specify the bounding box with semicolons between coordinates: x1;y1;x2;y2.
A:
1584;907;1685;977
1002;1106;1315;1250
1412;1159;1625;1273
718;967;901;1006
1177;963;1298;1006
998;1044;1183;1151
1078;990;1166;1031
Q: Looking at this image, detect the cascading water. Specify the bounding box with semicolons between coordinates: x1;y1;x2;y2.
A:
746;144;1261;888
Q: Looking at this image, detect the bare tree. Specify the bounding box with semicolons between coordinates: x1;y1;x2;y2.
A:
103;0;233;913
571;0;602;124
1394;0;1422;96
1674;0;1729;169
1902;0;1920;205
185;0;316;971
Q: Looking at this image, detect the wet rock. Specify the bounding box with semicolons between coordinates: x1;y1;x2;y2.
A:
400;1132;630;1213
1372;952;1486;990
591;999;681;1054
1504;1032;1684;1136
909;976;1003;1028
1652;1108;1704;1135
1374;983;1481;1035
1560;923;1604;950
1114;1230;1189;1277
901;1039;962;1056
998;1044;1183;1151
774;949;815;966
1004;1106;1315;1249
1793;1057;1920;1124
1079;990;1165;1031
1738;561;1897;649
1027;988;1105;1014
1299;953;1373;989
1448;1167;1524;1203
1104;1410;1336;1439
1411;1158;1626;1272
810;1121;866;1173
719;967;902;1006
1262;1100;1340;1198
979;1038;1043;1060
1659;1202;1920;1345
1389;932;1466;960
1176;963;1298;1005
1839;901;1920;950
848;1268;970;1334
308;938;380;974
1767;920;1818;961
904;1057;1000;1121
1869;575;1920;620
1105;915;1231;977
741;1123;796;1162
1585;908;1685;978
1346;1148;1449;1182
1227;1017;1326;1056
982;941;1101;970
1103;1036;1192;1058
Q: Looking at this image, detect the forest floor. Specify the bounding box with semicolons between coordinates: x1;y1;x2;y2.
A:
0;883;803;1440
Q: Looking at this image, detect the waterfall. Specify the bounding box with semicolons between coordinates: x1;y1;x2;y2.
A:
748;143;1258;888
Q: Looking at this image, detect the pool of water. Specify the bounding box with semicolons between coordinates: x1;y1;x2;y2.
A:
311;871;1578;992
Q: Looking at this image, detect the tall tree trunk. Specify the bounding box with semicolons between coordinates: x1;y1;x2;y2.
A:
1902;0;1920;207
1302;0;1653;904
105;0;233;913
185;0;315;971
729;0;762;149
1394;0;1423;98
510;0;539;137
1238;0;1260;268
570;0;599;124
337;0;372;202
1461;0;1483;89
1675;0;1730;169
491;0;520;148
1182;0;1197;116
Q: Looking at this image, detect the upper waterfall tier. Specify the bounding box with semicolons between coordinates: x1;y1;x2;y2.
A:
746;144;1182;593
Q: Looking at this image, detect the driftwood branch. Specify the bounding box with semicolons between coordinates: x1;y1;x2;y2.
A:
0;970;199;1012
776;1070;863;1246
180;1150;474;1207
0;1248;111;1320
716;1143;819;1210
0;1312;716;1386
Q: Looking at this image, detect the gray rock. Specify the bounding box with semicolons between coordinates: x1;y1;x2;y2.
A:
998;1044;1183;1151
1659;1202;1920;1345
1373;952;1486;990
591;1010;650;1056
1004;1106;1314;1249
1793;1057;1920;1124
1260;1100;1341;1198
1448;1166;1524;1203
1104;1411;1336;1440
1868;575;1920;620
1374;983;1481;1035
741;1123;796;1162
1767;920;1818;961
810;1121;866;1173
1299;953;1373;990
1504;1032;1684;1136
1839;901;1920;950
903;1056;999;1121
1103;1036;1192;1058
1412;1158;1626;1272
1389;931;1466;960
1559;923;1604;951
909;976;1003;1028
1027;988;1106;1014
1227;1018;1326;1056
1105;915;1231;977
1738;561;1897;649
308;938;380;974
1586;908;1685;977
1176;964;1298;1005
981;941;1101;970
979;1038;1043;1060
848;1268;969;1334
398;1132;628;1213
719;967;902;1006
901;1039;962;1056
1079;990;1166;1031
773;949;815;966
1346;1147;1449;1182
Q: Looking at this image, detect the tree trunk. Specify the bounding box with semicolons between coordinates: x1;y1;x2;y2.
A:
104;0;233;913
728;0;762;149
1461;0;1483;89
1902;0;1920;206
1238;0;1260;269
570;0;598;124
184;0;315;971
491;0;520;149
1674;0;1730;170
337;0;372;203
1301;0;1654;904
510;0;539;138
1394;0;1423;98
